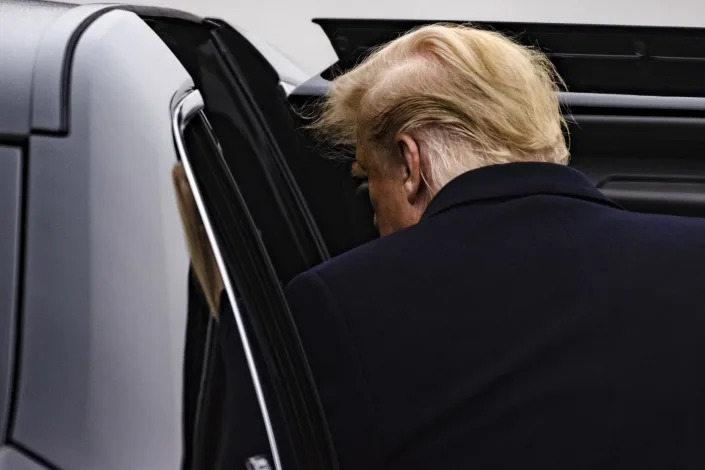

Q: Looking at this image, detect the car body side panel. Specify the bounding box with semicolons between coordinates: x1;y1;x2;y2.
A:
0;447;46;470
0;146;21;443
14;10;191;469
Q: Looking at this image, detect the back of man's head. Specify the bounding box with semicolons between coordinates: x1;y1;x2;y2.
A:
314;24;568;191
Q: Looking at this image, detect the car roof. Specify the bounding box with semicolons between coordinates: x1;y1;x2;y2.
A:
0;0;310;136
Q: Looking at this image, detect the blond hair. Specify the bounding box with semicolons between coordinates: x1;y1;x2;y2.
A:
313;23;569;190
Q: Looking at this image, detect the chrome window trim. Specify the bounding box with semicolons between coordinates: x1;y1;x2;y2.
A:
171;88;282;469
560;92;705;111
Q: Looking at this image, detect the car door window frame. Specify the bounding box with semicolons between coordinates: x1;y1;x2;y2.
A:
171;88;282;468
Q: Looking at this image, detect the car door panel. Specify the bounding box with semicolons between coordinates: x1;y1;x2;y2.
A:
146;15;328;285
314;19;705;97
142;16;339;469
566;100;705;216
173;89;338;468
15;10;191;469
0;447;47;470
0;146;22;445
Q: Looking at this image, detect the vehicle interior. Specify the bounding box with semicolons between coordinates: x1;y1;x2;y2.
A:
4;3;705;469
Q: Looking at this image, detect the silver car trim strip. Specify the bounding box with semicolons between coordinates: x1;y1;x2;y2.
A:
559;91;705;111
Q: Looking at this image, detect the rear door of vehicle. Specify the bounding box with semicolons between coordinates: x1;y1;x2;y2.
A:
133;10;339;470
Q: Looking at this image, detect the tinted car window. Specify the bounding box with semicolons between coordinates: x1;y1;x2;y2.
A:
177;105;337;469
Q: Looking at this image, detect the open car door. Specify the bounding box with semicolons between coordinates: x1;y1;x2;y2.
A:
171;89;337;470
130;10;339;470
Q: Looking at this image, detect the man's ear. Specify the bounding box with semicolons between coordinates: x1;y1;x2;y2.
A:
396;133;423;203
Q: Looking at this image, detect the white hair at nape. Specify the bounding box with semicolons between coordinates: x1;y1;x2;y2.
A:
414;126;479;194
